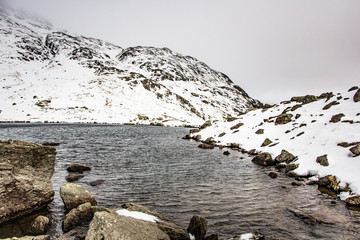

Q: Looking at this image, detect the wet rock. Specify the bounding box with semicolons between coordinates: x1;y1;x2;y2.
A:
318;175;340;193
354;88;360;102
275;149;296;164
223;151;230;156
345;195;360;207
67;164;91;173
60;183;97;210
187;215;207;240
330;113;345;123
350;144;360;156
204;137;216;145
89;179;105;186
316;154;329;166
66;173;85;182
286;171;298;178
291;181;303;186
268;172;278;179
251;152;274;166
42;142;60;146
63;202;93;232
0;140;56;224
204;234;218;240
260;138;272;147
275;113;293;125
198;143;214;149
255;129;264;134
86;204;189;240
323;101;339;110
183;134;191;140
285;163;299;173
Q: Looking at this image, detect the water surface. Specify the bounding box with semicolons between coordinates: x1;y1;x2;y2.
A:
0;124;359;239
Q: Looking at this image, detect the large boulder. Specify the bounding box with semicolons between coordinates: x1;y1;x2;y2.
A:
251;152;274;166
60;183;97;210
86;204;189;240
0;140;56;224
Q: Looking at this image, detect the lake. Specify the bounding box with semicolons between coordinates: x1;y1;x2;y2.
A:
0;124;359;239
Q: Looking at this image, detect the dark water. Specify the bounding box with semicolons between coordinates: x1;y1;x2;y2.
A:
0;124;359;239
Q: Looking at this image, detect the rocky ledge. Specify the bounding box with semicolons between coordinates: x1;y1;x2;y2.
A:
0;140;56;224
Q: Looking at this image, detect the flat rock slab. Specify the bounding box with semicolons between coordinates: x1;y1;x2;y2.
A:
0;140;56;224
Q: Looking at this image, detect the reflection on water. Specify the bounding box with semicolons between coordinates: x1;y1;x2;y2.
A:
0;124;359;239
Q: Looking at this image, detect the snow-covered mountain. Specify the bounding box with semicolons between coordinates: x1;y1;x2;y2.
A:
0;7;261;126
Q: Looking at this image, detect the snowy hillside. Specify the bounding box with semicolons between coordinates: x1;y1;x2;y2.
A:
0;7;261;126
187;87;360;201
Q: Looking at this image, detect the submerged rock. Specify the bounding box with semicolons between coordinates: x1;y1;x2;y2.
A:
187;215;207;240
67;164;91;173
0;140;56;224
251;152;274;166
60;183;97;210
89;179;105;186
65;173;84;182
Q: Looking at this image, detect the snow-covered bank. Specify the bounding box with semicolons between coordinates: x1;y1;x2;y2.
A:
189;87;360;200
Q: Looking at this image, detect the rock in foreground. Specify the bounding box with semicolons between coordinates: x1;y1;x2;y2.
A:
86;203;189;240
0;140;56;224
60;183;97;210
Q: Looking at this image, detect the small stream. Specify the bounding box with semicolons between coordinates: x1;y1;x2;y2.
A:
0;124;359;239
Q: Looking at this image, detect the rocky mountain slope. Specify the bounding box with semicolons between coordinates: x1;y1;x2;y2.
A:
187;87;360;203
0;7;261;126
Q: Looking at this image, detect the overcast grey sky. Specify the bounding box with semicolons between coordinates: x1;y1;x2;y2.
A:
3;0;360;103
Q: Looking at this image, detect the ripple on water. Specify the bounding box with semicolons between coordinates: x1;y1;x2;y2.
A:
0;124;359;239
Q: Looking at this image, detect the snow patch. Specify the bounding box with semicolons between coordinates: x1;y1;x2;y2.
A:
116;209;159;223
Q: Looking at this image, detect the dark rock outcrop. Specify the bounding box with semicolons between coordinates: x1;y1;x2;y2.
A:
260;138;272;147
198;143;214;149
251;152;274;166
330;113;345;123
268;172;278;179
318;175;340;193
60;183;97;210
65;173;84;182
0;140;56;224
345;195;360;207
275;114;293;125
89;179;105;186
187;215;207;240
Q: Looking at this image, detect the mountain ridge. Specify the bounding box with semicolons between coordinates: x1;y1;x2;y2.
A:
0;7;261;126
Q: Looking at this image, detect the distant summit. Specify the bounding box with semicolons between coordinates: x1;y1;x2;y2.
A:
0;6;261;126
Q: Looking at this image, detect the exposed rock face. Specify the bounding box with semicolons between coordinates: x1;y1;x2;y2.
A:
316;155;329;166
251;153;274;166
274;149;296;164
86;204;189;240
291;95;317;104
63;202;93;232
354;89;360;102
0;140;56;224
60;183;97;210
187;215;208;240
260;138;272;147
